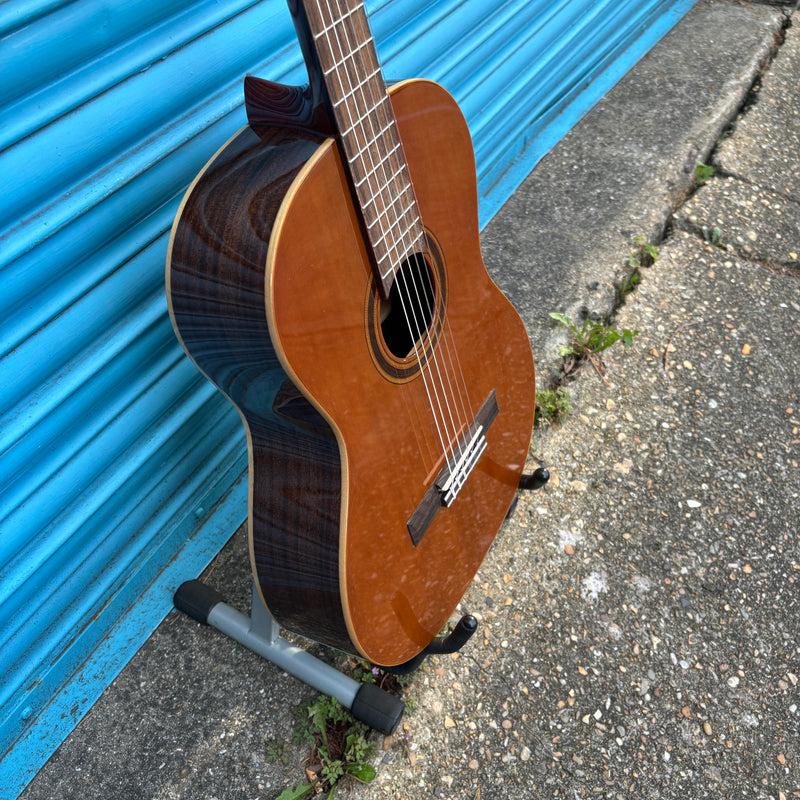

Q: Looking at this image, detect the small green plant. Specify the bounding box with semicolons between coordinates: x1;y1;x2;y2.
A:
534;386;572;427
632;235;659;265
275;785;315;800
620;236;658;300
549;312;639;359
266;737;290;765
348;659;414;694
701;225;723;246
279;695;377;799
695;162;715;182
619;265;641;300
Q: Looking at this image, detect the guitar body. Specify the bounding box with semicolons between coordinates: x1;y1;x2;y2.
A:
167;78;535;667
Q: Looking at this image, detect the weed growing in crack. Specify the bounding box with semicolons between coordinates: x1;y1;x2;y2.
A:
695;162;715;182
550;312;639;360
274;695;376;799
619;265;641;300
549;312;639;385
632;235;659;266
701;225;724;247
534;386;572;427
620;236;658;301
272;663;412;799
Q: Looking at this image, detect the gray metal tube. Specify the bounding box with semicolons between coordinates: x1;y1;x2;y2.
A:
206;602;360;708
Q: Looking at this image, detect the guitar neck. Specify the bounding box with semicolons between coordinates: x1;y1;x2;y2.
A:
294;0;425;297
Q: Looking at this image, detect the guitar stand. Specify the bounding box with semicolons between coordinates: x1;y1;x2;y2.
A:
518;465;550;492
173;579;405;735
507;464;550;519
172;466;549;737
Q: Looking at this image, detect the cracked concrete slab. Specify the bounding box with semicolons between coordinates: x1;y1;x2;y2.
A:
481;0;787;380
715;18;800;197
675;176;800;271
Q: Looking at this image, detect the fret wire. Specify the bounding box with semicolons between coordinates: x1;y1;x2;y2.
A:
312;4;359;38
325;55;378;81
370;220;418;262
360;182;417;238
332;72;384;111
314;1;475;469
370;206;418;241
366;196;416;234
347;121;395;163
338;97;391;125
349;168;401;215
305;3;473;473
346;128;398;159
370;208;418;248
321;37;375;73
355;168;406;193
364;190;413;226
333;88;394;134
347;139;400;168
377;230;425;275
346;138;405;203
346;149;410;235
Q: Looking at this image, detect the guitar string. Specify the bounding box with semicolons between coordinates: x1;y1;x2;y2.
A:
312;0;456;467
337;0;477;472
316;0;475;474
341;0;476;467
341;0;478;449
325;0;473;470
313;0;468;471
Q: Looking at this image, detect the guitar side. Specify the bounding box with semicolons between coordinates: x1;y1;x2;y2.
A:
166;123;355;652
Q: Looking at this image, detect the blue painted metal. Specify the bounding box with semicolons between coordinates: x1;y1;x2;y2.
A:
0;0;695;795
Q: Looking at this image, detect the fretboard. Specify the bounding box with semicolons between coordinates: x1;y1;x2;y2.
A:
300;0;425;296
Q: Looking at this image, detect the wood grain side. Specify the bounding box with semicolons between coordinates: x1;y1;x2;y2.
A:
166;124;355;652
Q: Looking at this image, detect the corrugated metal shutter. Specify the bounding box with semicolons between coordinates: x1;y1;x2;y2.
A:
0;0;694;792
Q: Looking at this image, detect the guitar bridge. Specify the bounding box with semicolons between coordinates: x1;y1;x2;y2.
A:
407;390;498;545
436;424;487;507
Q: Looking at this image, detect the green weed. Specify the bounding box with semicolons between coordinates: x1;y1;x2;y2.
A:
266;737;290;765
549;312;639;360
534;387;572;427
695;162;715;182
632;235;659;265
276;660;414;799
620;236;658;300
279;695;377;799
701;225;723;246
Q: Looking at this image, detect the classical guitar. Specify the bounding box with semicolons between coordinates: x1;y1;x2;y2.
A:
166;0;535;668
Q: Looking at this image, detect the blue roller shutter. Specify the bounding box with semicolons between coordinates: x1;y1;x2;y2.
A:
0;0;694;793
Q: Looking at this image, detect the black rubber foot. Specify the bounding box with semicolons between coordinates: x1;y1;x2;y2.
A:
350;682;404;735
519;466;550;491
174;579;224;624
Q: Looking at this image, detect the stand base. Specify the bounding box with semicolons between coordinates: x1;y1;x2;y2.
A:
174;579;404;736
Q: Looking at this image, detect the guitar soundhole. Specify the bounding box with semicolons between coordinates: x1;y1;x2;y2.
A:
380;253;436;359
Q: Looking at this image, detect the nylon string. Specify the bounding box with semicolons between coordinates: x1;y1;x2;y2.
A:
318;0;475;473
313;0;476;475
